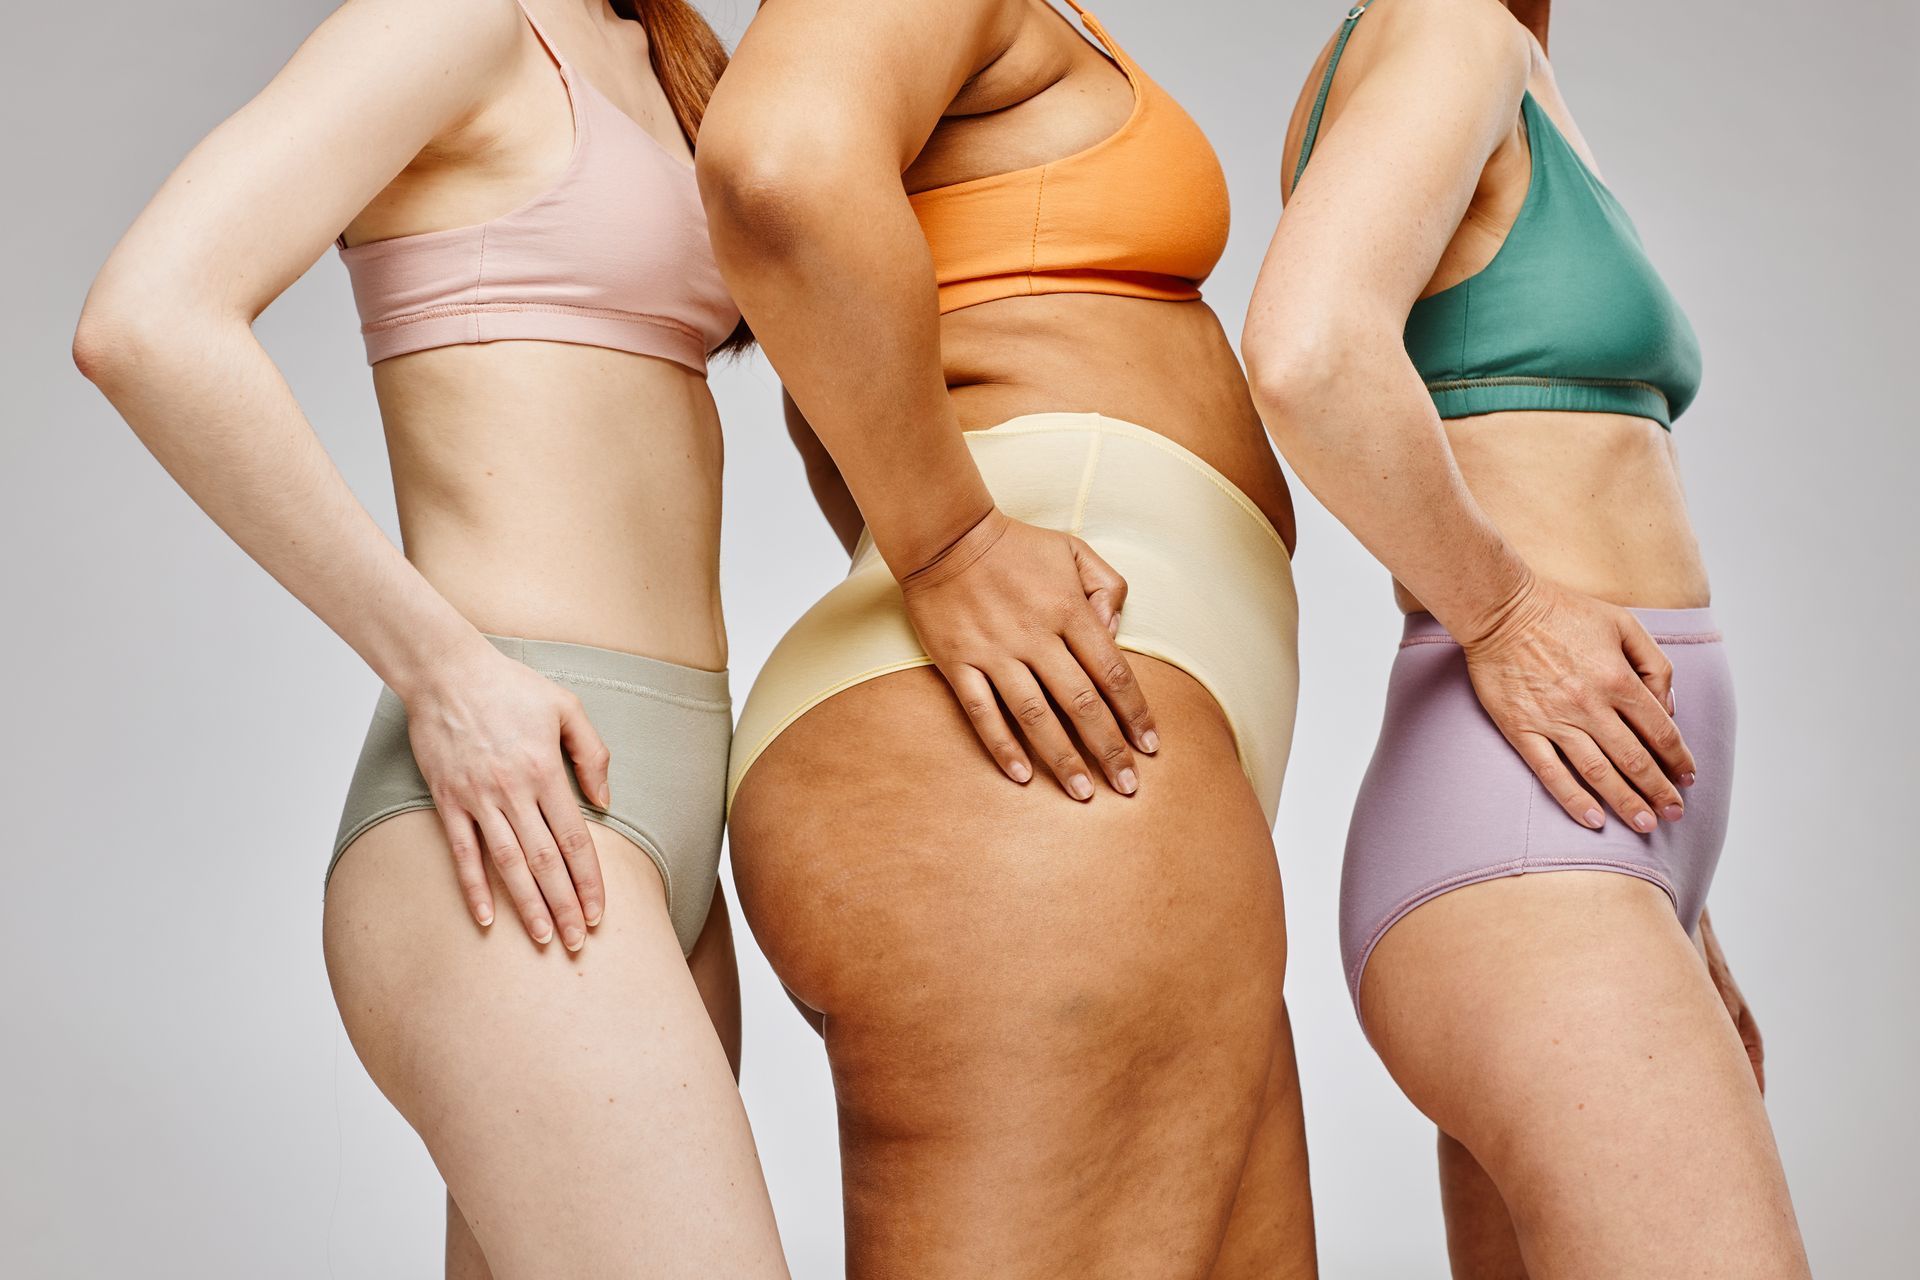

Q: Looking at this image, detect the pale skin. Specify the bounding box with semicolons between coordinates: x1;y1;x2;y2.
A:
1243;0;1808;1274
73;1;786;1274
699;0;1313;1275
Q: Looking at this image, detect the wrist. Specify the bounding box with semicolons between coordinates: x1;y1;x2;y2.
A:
890;501;1003;586
380;615;495;703
1449;557;1542;652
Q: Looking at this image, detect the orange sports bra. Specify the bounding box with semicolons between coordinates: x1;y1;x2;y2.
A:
909;1;1231;314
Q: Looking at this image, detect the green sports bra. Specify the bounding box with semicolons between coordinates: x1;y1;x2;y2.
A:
1293;2;1703;429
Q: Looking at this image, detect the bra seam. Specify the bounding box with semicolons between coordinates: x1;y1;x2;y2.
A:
360;299;707;343
1029;165;1048;295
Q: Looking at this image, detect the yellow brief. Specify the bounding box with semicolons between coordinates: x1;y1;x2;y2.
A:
728;412;1300;824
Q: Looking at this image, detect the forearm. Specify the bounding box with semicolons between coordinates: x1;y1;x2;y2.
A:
704;166;992;577
1250;332;1533;639
783;393;864;555
77;309;485;694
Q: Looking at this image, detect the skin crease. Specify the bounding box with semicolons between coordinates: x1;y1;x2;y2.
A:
699;0;1312;1276
72;0;785;1274
1244;0;1809;1275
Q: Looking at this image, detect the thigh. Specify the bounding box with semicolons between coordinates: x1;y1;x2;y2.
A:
731;660;1307;1280
1207;1003;1318;1280
324;813;786;1280
1362;872;1807;1279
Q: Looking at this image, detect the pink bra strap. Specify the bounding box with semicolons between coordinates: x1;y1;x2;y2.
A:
512;0;569;70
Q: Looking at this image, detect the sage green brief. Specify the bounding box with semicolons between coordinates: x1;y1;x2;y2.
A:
328;635;732;954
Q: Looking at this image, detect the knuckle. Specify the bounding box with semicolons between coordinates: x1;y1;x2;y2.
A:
1101;744;1130;765
1070;687;1103;718
559;825;594;856
1580;757;1612;784
1051;753;1079;774
961;697;999;722
488;840;522;869
525;844;562;876
1617;745;1651;775
1101;659;1133;691
1015;696;1051;727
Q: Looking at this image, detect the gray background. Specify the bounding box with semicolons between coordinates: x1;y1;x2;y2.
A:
3;1;1912;1275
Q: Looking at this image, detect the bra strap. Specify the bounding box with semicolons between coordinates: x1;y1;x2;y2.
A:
1290;3;1375;191
512;0;569;70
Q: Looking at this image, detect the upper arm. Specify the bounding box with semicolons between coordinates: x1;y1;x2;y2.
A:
1252;0;1530;338
699;0;1016;192
82;0;523;326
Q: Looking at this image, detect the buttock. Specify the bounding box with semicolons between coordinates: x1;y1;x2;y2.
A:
726;412;1302;825
328;635;732;955
1340;608;1736;1017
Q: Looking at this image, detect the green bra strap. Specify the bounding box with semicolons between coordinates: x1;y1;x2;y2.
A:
1291;3;1376;191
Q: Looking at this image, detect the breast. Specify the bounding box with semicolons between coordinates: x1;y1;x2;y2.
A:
340;91;740;372
910;65;1231;314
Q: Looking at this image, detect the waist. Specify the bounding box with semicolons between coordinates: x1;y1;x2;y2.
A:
375;350;728;669
1394;409;1711;612
937;294;1295;542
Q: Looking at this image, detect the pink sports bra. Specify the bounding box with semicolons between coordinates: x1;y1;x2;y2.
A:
337;0;739;373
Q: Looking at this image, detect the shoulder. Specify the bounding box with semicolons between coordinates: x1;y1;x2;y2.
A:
316;0;528;72
1358;0;1531;80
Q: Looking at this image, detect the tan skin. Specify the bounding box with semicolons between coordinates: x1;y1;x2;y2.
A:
699;0;1312;1275
1245;0;1807;1274
73;1;786;1275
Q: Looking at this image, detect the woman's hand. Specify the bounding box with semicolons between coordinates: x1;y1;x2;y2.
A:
899;510;1157;800
1460;575;1696;832
403;642;613;950
1697;909;1766;1094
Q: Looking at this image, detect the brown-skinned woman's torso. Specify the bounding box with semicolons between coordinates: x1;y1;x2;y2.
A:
887;0;1297;547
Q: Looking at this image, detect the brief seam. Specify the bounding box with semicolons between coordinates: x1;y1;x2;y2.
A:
540;669;732;712
974;418;1291;559
1399;629;1723;650
729;657;937;805
1347;856;1682;995
328;802;690;952
1068;431;1103;534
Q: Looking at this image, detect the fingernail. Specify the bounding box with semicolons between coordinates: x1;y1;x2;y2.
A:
586;907;603;927
477;908;493;926
1117;768;1138;795
533;921;553;944
1679;772;1696;788
564;928;585;952
1069;774;1094;800
1583;808;1605;829
1010;761;1032;783
1141;729;1160;753
1664;687;1676;714
1633;811;1657;833
1662;803;1685;822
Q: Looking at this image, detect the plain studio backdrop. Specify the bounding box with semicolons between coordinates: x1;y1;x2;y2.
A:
3;0;1912;1275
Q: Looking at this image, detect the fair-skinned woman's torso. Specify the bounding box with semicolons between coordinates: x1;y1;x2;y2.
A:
1289;24;1712;615
342;5;728;671
901;0;1296;546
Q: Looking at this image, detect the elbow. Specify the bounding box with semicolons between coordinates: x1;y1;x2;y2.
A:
1242;319;1367;450
72;292;149;393
696;124;876;265
74;269;229;395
